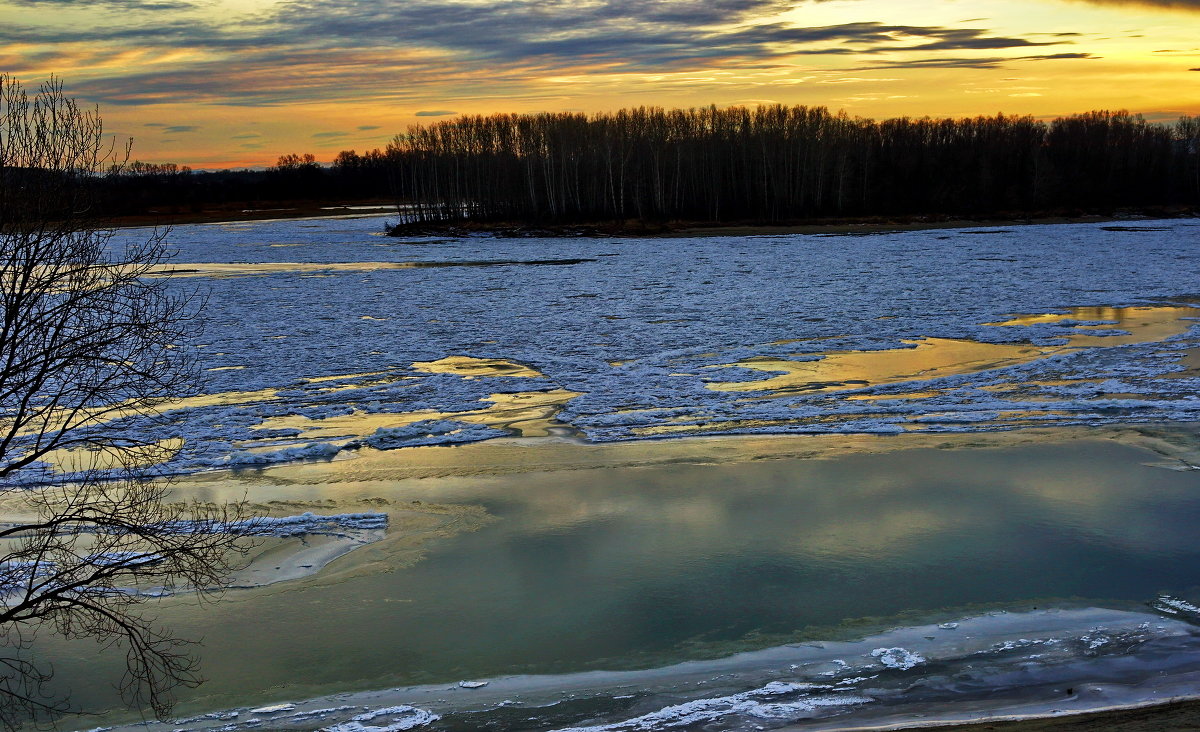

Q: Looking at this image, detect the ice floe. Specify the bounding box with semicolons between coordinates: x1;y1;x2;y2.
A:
555;681;872;731
1153;595;1200;618
348;420;505;449
248;703;295;714
323;705;440;732
869;647;926;670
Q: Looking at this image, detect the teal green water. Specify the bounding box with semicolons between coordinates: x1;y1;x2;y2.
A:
36;438;1200;721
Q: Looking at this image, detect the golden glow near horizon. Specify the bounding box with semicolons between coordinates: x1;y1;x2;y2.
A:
4;0;1198;167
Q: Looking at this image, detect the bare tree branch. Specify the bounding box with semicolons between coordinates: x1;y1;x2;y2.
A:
0;73;249;729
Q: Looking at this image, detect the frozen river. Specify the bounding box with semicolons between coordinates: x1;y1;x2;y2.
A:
24;216;1200;731
89;216;1200;477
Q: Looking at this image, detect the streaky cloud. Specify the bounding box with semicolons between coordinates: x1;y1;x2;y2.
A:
1068;0;1200;9
1;0;1087;108
6;0;195;9
859;52;1097;70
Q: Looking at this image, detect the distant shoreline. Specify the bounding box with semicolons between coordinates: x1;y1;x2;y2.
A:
105;200;399;228
106;201;1198;237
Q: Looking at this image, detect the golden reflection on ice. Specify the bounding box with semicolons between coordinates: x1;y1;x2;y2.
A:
991;305;1199;347
411;356;544;378
163;387;281;411
707;305;1200;396
708;338;1052;394
4;387;282;440
38;437;185;474
148;262;421;278
256;388;581;441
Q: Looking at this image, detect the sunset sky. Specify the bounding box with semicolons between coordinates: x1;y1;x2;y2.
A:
4;0;1198;168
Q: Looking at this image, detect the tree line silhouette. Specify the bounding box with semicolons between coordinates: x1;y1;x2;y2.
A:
98;105;1200;225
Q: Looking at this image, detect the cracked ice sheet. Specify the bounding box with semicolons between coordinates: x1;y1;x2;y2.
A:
69;217;1200;479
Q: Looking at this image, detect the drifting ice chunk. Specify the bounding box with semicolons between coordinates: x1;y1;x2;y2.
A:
1152;595;1200;618
870;647;927;670
355;420;505;450
222;442;341;467
324;704;440;731
157;511;387;538
249;703;295;714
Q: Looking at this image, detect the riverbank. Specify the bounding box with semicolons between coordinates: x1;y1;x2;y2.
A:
105;201;1197;236
382;208;1198;239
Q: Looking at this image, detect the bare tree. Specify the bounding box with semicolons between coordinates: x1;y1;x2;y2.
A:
0;74;250;728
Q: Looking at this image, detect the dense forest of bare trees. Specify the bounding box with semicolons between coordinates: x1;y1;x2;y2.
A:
380;106;1200;225
100;105;1200;226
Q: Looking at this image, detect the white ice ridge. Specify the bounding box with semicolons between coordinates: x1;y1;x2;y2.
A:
322;705;440;732
248;703;296;714
164;512;389;537
0;512;387;539
65;215;1200;480
556;682;872;731
221;441;342;466
0;553;164;595
218;421;503;468
1153;595;1200;616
